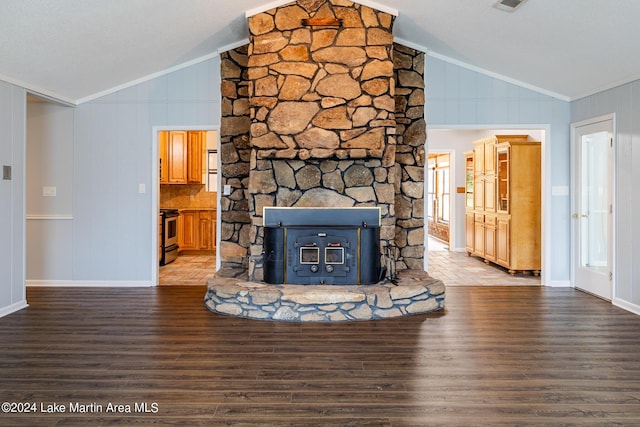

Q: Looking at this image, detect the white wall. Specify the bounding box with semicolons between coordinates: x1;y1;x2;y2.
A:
71;57;221;283
26;101;74;280
425;56;571;285
0;81;27;316
571;81;640;312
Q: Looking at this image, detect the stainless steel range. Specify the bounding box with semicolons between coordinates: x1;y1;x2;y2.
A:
160;209;179;266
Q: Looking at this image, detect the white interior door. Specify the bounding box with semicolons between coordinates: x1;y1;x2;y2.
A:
572;118;613;300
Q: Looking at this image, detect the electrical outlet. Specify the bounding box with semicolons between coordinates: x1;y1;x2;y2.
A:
2;165;10;180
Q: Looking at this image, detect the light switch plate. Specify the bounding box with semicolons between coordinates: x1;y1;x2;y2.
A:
2;165;10;180
43;186;57;197
223;184;231;195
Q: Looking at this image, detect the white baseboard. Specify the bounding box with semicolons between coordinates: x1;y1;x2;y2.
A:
546;280;571;287
0;300;29;318
26;280;154;287
613;297;640;316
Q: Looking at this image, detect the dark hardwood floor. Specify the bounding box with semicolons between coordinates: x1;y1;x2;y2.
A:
1;286;640;426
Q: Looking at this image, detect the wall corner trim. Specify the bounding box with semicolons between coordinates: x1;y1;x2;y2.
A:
613;297;640;316
0;300;29;318
547;280;572;287
26;280;154;288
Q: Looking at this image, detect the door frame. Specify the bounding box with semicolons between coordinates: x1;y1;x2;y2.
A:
151;125;221;287
426;149;456;253
570;113;616;300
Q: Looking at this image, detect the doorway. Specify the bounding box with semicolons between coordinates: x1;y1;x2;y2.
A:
426;127;546;285
427;152;452;248
152;127;220;286
571;115;614;300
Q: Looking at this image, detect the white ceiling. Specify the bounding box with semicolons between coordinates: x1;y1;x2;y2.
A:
2;0;640;104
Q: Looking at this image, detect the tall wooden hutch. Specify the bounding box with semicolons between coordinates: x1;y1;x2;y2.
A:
465;135;541;275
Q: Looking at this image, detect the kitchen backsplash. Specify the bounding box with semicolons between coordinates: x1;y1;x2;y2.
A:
160;185;217;209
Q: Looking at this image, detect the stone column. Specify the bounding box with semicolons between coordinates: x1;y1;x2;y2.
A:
393;44;426;270
219;47;252;271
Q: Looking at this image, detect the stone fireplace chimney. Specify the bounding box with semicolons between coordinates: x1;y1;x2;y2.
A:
218;0;426;282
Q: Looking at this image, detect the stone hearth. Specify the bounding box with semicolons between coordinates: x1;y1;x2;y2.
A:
205;269;444;322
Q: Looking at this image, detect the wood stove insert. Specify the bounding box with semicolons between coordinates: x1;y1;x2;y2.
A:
263;207;381;285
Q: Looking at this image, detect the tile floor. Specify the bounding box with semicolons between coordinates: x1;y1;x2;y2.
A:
159;239;540;286
159;253;216;286
426;237;540;286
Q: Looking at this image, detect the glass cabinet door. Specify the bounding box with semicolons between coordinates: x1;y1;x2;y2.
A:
465;152;474;208
496;146;509;213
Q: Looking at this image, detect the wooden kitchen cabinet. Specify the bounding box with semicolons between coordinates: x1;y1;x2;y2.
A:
483;214;497;262
179;210;216;253
168;131;188;183
187;131;204;184
473;214;485;257
473;138;497;212
465;135;540;275
495;140;541;275
179;210;198;251
465;212;474;254
159;132;169;184
198;211;216;250
496;217;510;267
159;131;205;185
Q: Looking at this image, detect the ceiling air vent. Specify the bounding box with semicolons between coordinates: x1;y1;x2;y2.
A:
493;0;528;12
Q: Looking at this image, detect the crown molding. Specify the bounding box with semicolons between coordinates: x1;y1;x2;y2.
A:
426;50;571;102
75;52;220;105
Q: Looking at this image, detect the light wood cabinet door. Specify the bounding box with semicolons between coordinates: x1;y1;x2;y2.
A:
179;210;216;252
496;217;510;267
168;131;188;183
474;143;485;174
483;177;496;212
187;131;203;184
474;178;484;210
198;211;212;250
484;140;496;175
465;212;474;254
473;221;485;257
474;138;496;175
484;216;496;262
159;131;169;184
180;211;198;250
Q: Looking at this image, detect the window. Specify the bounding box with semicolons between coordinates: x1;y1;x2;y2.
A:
427;154;450;224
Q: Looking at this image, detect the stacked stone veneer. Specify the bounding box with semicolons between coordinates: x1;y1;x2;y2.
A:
393;44;426;270
218;0;428;281
205;269;445;321
220;47;251;270
246;0;396;281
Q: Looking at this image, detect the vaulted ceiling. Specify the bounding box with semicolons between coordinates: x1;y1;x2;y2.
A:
2;0;639;104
